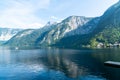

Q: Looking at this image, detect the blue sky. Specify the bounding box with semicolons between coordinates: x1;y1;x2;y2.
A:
0;0;119;29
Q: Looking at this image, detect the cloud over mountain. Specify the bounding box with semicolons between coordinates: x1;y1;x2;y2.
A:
0;0;50;29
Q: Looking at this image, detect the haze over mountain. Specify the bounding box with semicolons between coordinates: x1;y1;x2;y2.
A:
4;16;92;47
4;1;120;48
0;28;22;41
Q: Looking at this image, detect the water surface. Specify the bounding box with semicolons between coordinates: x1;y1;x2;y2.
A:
0;47;120;80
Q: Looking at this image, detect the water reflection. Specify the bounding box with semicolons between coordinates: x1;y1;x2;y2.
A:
44;49;89;78
0;47;119;80
91;49;120;80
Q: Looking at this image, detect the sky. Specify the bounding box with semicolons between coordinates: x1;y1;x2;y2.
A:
0;0;119;29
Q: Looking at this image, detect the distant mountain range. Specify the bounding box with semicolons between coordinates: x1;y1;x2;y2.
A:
4;16;92;47
4;1;120;48
0;28;22;45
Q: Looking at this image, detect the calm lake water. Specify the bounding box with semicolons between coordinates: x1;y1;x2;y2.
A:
0;47;120;80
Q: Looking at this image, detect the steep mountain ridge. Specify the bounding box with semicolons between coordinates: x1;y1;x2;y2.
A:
65;17;100;36
35;16;92;46
93;1;120;34
5;16;92;47
5;24;57;47
4;1;120;48
57;1;120;48
90;1;120;45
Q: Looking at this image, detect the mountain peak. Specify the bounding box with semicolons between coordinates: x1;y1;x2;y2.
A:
61;16;92;30
62;16;92;23
45;21;57;26
65;16;86;20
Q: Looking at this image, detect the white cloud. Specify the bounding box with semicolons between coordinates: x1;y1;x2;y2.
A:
0;0;50;29
50;16;63;23
50;16;58;20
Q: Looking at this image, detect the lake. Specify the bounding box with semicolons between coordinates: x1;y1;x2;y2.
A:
0;47;120;80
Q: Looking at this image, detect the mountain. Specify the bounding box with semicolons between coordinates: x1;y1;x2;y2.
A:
4;22;57;47
92;1;120;43
88;1;120;47
4;16;92;47
56;1;120;48
65;17;100;36
34;16;92;46
5;1;120;48
55;17;100;48
0;28;22;41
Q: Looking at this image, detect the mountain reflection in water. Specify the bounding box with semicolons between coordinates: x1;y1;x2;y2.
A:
0;47;119;80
